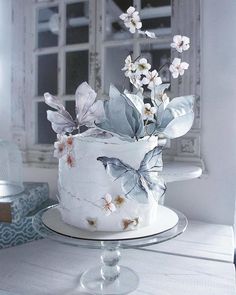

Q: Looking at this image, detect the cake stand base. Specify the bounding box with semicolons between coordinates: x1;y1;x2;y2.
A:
80;241;139;294
80;266;139;295
33;205;187;294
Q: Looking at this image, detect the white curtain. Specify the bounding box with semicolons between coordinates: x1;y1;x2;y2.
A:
0;0;12;140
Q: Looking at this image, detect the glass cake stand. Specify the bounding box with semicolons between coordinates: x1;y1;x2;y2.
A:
33;205;187;295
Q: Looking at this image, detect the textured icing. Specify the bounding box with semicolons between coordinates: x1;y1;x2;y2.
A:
58;134;159;231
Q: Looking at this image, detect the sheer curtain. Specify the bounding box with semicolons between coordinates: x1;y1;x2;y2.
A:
0;0;12;140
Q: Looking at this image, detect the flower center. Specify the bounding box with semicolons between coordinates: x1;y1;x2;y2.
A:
145;108;152;115
131;19;136;26
67;137;73;146
58;143;64;152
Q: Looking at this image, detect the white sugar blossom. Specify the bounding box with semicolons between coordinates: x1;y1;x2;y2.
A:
53;134;74;159
169;58;189;78
151;84;170;107
138;30;156;39
129;73;144;93
66;153;75;167
171;35;190;53
122;55;136;77
142;70;162;90
102;193;116;216
120;6;142;34
151;90;169;109
135;58;151;75
143;103;157;121
160;93;169;109
54;136;66;159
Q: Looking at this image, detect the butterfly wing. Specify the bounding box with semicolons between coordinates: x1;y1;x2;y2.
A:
97;156;149;203
139;146;166;201
75;82;105;127
47;110;76;134
139;146;163;173
45;92;76;134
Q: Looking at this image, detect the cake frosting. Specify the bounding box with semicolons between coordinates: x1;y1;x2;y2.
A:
58;135;160;231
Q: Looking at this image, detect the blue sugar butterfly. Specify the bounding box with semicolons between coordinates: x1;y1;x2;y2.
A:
97;146;166;204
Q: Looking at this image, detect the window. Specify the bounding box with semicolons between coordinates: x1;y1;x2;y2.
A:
99;0;171;92
34;1;91;146
11;0;202;167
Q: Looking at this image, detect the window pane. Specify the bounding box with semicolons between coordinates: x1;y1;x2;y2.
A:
105;0;133;41
65;100;76;119
141;0;171;9
38;54;58;96
37;6;58;48
66;51;88;95
141;45;171;83
140;0;171;35
104;45;133;93
66;2;89;44
37;102;57;144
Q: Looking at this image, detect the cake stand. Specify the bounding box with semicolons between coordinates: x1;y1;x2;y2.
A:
33;205;187;295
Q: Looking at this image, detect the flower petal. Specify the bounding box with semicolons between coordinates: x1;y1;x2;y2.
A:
105;193;112;203
172;57;181;66
127;6;136;14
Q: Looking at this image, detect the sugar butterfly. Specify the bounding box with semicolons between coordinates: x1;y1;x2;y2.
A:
97;146;166;204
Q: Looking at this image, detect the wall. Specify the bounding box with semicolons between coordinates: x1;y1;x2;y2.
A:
165;0;236;225
0;0;236;224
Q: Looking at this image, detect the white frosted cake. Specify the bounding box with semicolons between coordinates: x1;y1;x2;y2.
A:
44;6;194;232
57;135;161;231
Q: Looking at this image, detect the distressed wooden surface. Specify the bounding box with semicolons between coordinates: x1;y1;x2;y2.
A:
147;220;234;263
0;220;235;295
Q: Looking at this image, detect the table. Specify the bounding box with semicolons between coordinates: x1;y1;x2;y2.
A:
0;224;234;295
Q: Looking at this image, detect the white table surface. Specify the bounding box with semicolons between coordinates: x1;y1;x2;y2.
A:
151;220;234;263
0;220;234;295
161;162;202;183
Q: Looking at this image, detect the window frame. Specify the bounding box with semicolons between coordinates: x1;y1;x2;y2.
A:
11;0;203;168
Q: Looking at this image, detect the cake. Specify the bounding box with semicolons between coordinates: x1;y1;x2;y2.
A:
44;6;194;232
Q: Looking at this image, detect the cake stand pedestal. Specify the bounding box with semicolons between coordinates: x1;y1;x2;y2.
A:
33;205;187;295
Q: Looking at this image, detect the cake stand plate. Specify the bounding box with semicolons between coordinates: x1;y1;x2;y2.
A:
42;205;179;241
33;205;187;295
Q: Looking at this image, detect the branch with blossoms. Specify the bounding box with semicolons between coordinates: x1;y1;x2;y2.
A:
117;6;194;140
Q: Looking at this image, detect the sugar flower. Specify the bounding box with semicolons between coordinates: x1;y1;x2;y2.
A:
151;84;170;108
169;58;189;79
122;217;139;230
66;153;75;168
138;30;156;39
120;6;142;34
114;195;126;207
142;70;162;90
122;55;136;77
129;73;144;93
86;218;97;229
171;35;190;53
135;58;151;75
54;136;66;159
102;193;116;216
53;134;74;159
143;103;157;121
